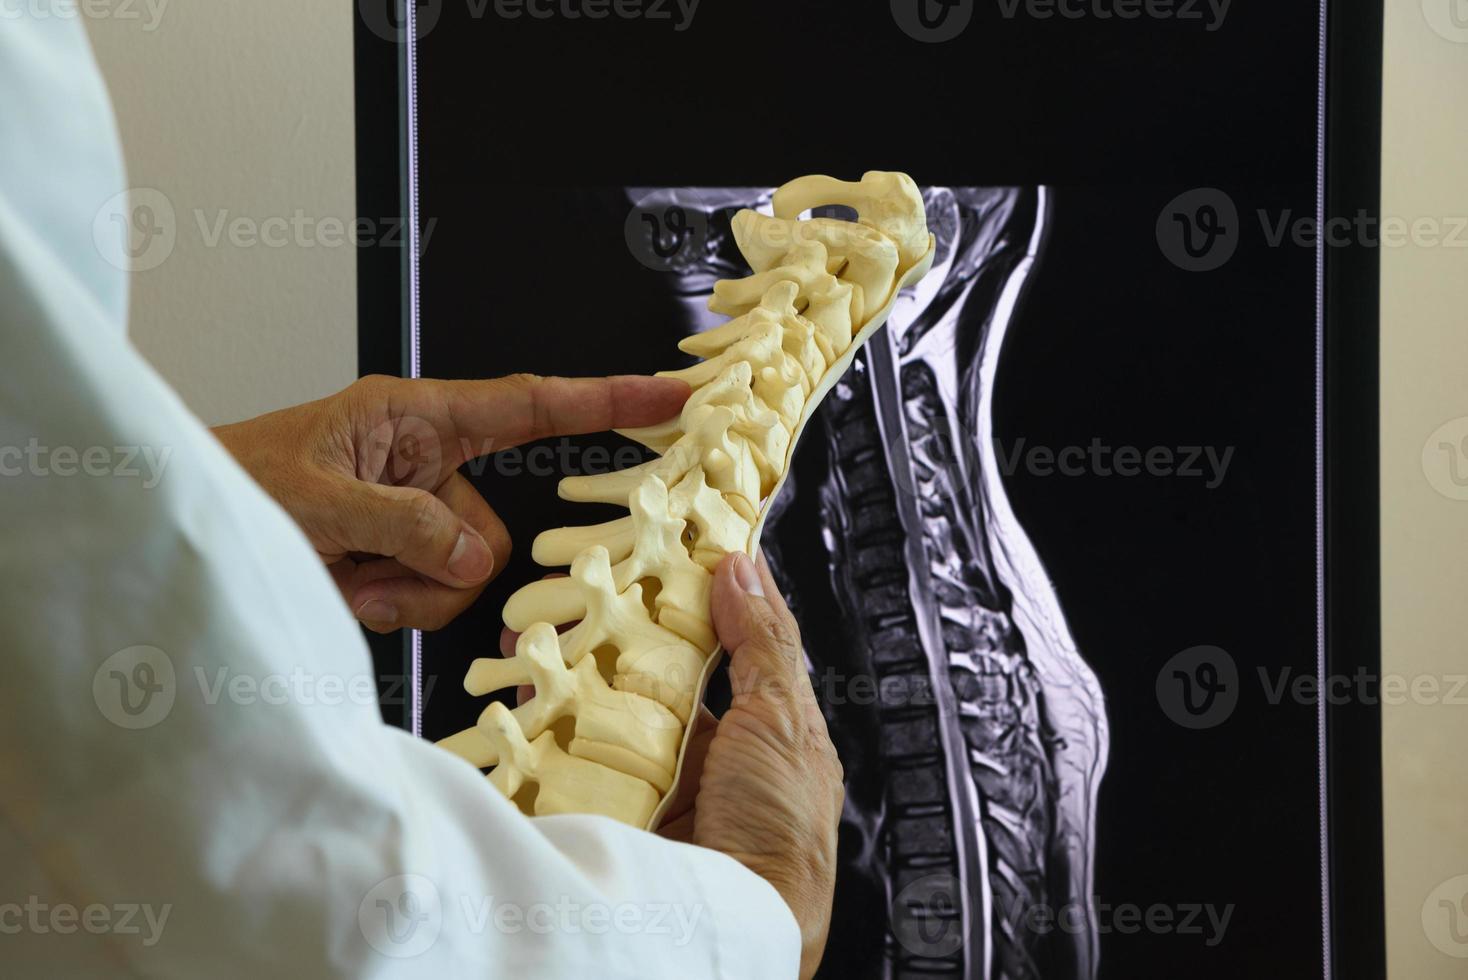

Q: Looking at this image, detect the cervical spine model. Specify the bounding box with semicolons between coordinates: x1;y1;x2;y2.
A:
438;172;936;829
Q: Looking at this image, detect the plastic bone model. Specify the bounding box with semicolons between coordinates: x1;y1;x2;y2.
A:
437;172;937;829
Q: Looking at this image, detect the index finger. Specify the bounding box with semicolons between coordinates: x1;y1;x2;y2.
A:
438;374;689;456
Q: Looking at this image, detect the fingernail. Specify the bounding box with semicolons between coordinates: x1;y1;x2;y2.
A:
355;599;399;627
449;528;493;583
733;553;764;597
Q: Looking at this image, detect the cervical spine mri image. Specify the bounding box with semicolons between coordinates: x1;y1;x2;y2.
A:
633;184;1108;980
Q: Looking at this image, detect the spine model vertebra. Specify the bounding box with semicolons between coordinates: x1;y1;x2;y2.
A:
438;172;936;829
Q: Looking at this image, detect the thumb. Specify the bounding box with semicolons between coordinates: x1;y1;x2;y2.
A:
710;553;803;703
326;477;495;588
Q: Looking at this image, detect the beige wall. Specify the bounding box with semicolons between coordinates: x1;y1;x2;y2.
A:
85;2;358;427
1381;1;1468;976
80;1;1465;973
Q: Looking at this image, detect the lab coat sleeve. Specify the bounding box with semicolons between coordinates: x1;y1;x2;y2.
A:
0;11;801;980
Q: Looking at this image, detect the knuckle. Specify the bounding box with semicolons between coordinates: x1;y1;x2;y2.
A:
342;375;398;431
755;607;800;654
352;374;396;401
495;373;552;440
738;646;795;691
805;721;843;780
826;760;845;797
401;490;445;542
826;742;845;788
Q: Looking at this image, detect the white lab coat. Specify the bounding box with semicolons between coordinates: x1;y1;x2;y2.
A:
0;11;799;978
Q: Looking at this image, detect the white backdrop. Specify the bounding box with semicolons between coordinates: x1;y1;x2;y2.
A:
1381;2;1468;977
85;2;358;426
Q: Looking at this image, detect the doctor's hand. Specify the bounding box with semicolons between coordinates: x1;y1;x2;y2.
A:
659;553;844;980
212;373;689;633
